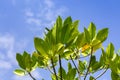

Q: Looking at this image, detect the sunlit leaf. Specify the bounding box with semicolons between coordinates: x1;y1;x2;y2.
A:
14;69;26;76
106;43;114;59
34;37;49;57
96;28;108;42
88;22;96;40
84;27;90;43
81;44;90;52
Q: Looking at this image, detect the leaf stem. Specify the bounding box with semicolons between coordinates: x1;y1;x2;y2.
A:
59;55;63;80
51;58;58;80
84;47;93;80
28;72;36;80
47;65;65;80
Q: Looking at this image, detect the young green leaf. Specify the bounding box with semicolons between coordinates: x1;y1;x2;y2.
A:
96;28;108;42
78;60;86;74
56;16;62;43
106;43;114;59
14;69;26;76
84;27;91;43
88;22;96;40
16;53;25;69
34;37;48;57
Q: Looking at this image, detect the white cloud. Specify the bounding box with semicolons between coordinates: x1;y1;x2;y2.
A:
25;9;34;17
0;34;14;50
44;0;54;8
11;0;16;5
24;0;68;32
0;60;12;69
0;33;44;80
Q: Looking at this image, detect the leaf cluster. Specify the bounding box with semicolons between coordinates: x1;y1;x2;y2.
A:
14;16;120;80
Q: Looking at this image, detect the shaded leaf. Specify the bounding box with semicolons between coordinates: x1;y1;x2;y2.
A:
89;76;95;80
16;53;25;69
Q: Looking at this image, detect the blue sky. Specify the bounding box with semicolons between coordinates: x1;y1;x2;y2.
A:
0;0;120;80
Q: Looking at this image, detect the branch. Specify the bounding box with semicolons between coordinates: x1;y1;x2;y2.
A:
84;47;93;80
51;58;58;80
95;67;108;79
28;72;36;80
47;66;54;74
70;55;80;74
59;55;63;80
47;66;65;80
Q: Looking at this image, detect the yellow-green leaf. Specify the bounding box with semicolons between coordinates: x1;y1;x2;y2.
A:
14;69;26;76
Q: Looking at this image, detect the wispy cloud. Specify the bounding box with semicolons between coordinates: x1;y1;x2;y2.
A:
0;33;29;79
11;0;16;6
24;0;68;32
0;60;12;69
0;34;15;64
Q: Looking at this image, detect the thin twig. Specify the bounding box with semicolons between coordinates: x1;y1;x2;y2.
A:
47;66;64;80
84;47;93;80
51;58;58;80
70;55;80;74
95;67;108;79
47;66;54;74
59;55;63;80
28;72;36;80
77;59;81;80
74;49;81;80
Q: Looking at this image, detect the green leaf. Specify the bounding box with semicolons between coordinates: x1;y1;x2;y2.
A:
34;37;49;57
92;39;102;52
61;16;72;43
16;53;25;69
58;67;66;79
90;56;100;72
84;27;91;43
14;69;26;76
56;16;62;43
66;68;76;80
89;76;95;80
100;48;109;65
91;56;96;66
51;74;56;80
106;43;114;59
91;62;101;73
68;62;72;71
88;22;96;40
24;53;31;71
75;33;85;48
78;60;86;74
111;71;120;80
96;28;108;42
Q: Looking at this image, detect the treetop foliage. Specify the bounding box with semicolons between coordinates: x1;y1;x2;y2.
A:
14;16;120;80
